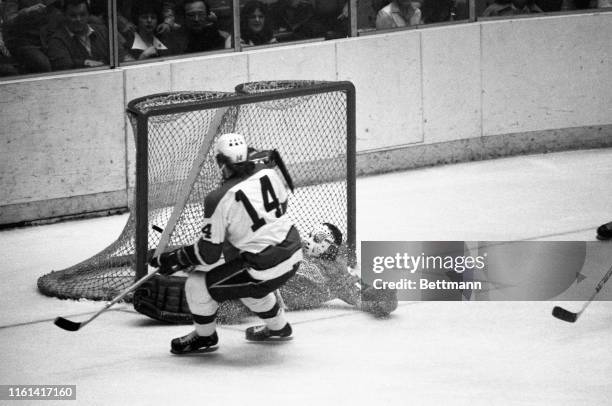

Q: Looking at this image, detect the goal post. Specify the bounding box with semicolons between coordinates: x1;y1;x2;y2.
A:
37;80;356;301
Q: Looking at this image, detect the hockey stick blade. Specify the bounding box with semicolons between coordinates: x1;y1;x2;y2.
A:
53;271;161;332
552;306;578;323
552;263;612;323
54;317;82;331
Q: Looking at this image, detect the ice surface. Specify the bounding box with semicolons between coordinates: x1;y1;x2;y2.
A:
1;149;611;405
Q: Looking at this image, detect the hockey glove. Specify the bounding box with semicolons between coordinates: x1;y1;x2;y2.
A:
149;248;191;275
361;285;398;317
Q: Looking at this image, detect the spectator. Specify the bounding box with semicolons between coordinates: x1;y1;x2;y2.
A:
127;1;174;59
421;0;469;23
46;0;132;71
534;0;562;11
89;0;136;39
164;0;227;54
207;0;233;32
313;0;349;39
513;0;543;12
0;1;19;76
2;0;63;73
155;1;184;34
355;0;388;30
269;0;327;41
375;0;423;30
560;0;598;8
481;0;516;16
226;0;276;48
480;0;542;15
88;0;135;57
0;43;19;76
155;1;227;34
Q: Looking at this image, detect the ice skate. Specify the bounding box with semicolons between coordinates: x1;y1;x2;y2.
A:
170;330;218;354
245;323;292;342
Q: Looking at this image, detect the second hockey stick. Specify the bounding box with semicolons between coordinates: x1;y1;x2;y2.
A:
552;262;612;323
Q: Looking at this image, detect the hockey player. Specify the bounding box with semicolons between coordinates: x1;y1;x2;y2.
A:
148;133;302;354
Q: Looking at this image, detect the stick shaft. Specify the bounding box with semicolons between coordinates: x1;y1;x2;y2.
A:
577;262;612;314
594;263;612;293
154;107;229;258
553;262;612;322
76;271;162;329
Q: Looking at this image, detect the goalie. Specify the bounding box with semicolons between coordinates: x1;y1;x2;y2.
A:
134;222;398;325
281;222;397;317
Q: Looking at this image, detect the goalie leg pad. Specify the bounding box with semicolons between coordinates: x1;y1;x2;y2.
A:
133;274;192;324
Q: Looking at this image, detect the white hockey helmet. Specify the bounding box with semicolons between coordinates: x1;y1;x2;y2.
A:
302;223;342;260
214;133;248;166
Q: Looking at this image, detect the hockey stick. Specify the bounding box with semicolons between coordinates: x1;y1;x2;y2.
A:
55;108;229;332
54;270;162;331
55;225;166;331
271;150;295;192
552;262;612;323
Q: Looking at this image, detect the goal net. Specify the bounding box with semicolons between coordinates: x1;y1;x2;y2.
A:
37;80;356;301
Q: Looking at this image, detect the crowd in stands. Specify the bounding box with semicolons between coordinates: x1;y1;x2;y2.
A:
1;0;609;77
479;0;611;16
0;0;352;75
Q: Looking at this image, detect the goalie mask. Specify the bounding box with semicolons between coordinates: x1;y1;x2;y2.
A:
214;133;248;178
302;223;342;261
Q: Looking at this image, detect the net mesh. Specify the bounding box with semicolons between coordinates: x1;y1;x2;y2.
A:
38;81;353;301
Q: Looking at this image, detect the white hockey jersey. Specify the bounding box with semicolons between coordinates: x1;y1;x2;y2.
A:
194;167;303;280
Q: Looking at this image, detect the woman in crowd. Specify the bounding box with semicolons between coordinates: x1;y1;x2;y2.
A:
226;0;276;48
127;1;174;59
